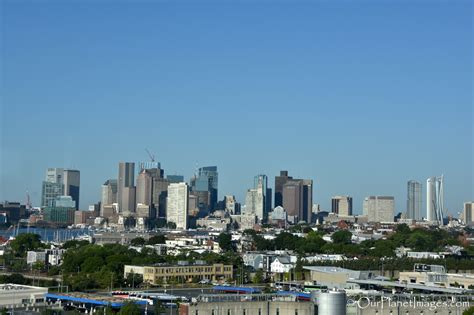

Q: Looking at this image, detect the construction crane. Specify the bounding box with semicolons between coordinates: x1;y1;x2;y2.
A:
145;148;155;163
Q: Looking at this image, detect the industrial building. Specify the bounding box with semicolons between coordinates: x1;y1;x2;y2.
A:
0;284;48;308
124;262;233;285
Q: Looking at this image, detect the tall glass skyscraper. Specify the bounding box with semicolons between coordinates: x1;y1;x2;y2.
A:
193;166;218;211
426;176;444;225
406;180;422;220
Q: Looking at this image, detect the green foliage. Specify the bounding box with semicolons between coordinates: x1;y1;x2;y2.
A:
247;231;327;254
252;269;264;284
0;273;27;285
126;272;143;288
32;261;46;271
62;240;90;249
331;230;352;244
147;234;166;245
396;223;411;234
10;233;44;257
217;233;233;252
130;237;146;247
155;301;165;315
118;301;141;315
463;306;474;315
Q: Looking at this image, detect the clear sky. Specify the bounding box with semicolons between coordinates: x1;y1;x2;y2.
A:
1;0;472;215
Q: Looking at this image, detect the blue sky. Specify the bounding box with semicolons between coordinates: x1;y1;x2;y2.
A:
1;0;472;215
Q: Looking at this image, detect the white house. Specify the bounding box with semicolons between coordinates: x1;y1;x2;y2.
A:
270;256;295;273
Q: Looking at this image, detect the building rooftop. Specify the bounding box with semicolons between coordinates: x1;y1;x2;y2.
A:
0;284;48;292
303;266;354;273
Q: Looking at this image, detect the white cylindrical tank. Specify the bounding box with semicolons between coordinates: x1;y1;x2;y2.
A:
312;290;346;315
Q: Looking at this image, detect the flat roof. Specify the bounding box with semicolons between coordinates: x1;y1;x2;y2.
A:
303;266;354;273
0;284;48;292
46;293;148;308
347;279;472;294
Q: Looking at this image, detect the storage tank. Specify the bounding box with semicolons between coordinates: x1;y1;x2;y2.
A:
311;290;346;315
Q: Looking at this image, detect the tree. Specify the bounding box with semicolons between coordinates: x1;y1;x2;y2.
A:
154;300;165;315
130;237;146;247
252;269;264;284
217;233;233;252
126;272;143;289
331;230;352;244
396;223;410;235
32;261;45;272
10;233;43;257
463;307;474;315
118;301;141;315
62;240;90;249
147;234;166;245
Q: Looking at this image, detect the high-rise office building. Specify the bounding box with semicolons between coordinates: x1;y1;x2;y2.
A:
332;196;353;216
363;196;395;223
282;178;313;223
244;188;264;222
153;177;170;217
426;176;444;225
166;182;189;229
301;179;313;223
41;168;64;208
136;170;153;206
54;196;76;208
254;175;272;219
406;180;422;220
275;171;292;207
283;180;302;220
41;182;64;208
167;175;184;184
63;169;80;210
45;168;64;184
118;162;135;213
191;166;218;211
101;179;118;217
462;202;474;225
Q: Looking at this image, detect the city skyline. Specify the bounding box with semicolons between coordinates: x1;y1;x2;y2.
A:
13;161;471;218
1;1;472;214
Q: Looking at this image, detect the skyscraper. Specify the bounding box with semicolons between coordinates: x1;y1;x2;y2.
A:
282;177;313;223
274;171;292;207
406;180;422;220
136;170;153;206
167;175;184;183
191;166;218;211
63;169;80;210
166;182;189;229
426;176;444;225
101;179;117;217
118;162;135;213
41;168;67;208
283;180;302;221
462;202;474;225
332;196;353;216
254;175;272;220
244;188;264;222
363;196;395;223
301;179;313;223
